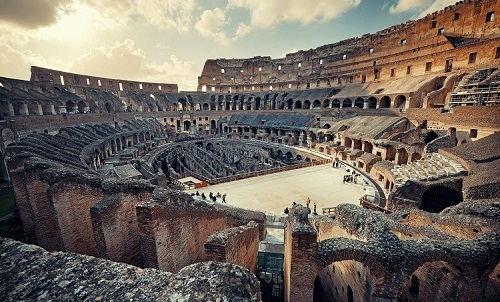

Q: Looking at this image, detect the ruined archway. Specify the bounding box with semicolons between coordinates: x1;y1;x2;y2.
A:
379;96;391;108
183;120;191;132
394;95;406;109
342;98;352;108
313;100;321;108
314;260;376;302
294;100;302;109
401;260;475;302
332;99;340;108
420;186;463;213
354;98;364;108
367;97;377;109
304;100;311;109
425;131;439;144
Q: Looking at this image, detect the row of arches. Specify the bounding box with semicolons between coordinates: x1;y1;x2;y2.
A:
0;93;411;117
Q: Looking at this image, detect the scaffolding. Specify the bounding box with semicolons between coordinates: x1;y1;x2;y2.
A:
449;66;500;106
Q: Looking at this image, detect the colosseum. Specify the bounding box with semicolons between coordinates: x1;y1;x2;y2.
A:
0;0;499;301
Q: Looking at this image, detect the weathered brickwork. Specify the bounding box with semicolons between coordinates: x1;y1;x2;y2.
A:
205;221;260;273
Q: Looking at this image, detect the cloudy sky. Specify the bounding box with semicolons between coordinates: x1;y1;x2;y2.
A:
0;0;457;91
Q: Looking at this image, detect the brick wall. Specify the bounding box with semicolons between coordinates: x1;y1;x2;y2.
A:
204;221;260;273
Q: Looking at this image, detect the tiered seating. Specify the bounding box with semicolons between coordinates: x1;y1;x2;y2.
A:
390;153;466;187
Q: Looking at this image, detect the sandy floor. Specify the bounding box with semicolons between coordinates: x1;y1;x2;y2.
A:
187;164;368;216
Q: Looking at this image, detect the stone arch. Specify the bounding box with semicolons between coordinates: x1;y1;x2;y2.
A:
420;186;462;213
13;102;28;116
394;95;406;109
410;153;422;162
0;101;13;117
183;120;191;132
396;148;409;165
314;257;381;302
303;100;311;109
286;99;294;110
323;123;331;129
354;97;364;108
255;97;261;110
379;96;391;108
77;101;87;113
323;99;330;108
332;99;341;108
294;100;302;109
105;102;113;113
312;100;321;108
344;137;352;148
342;98;352;108
367;97;377;109
401;249;480;298
210;120;217;134
202;103;209;110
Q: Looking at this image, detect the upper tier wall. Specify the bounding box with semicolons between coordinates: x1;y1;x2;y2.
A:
30;66;178;93
198;0;500;92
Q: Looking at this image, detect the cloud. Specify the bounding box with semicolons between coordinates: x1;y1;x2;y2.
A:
227;0;361;28
0;0;72;29
195;8;230;45
234;23;252;40
0;43;46;80
70;40;198;91
389;0;457;16
132;0;196;32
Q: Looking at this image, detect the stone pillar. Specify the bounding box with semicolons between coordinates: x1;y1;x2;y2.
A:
284;205;319;302
448;127;457;148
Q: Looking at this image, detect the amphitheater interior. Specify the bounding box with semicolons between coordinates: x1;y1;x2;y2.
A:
0;1;499;301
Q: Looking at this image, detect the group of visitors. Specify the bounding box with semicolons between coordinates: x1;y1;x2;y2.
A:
284;198;317;215
197;191;226;203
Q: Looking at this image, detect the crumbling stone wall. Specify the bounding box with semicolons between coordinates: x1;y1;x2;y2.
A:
0;238;261;302
137;190;230;273
205;221;260;273
283;203;500;302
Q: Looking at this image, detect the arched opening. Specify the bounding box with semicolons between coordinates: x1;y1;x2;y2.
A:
203;103;209;110
314;260;375;302
379;96;391;108
354;98;364;108
332;99;340;108
396;148;409;165
313;100;321;108
420;186;462;213
367;97;377;109
77;101;87;113
66;101;76;114
303;100;311;109
394;95;406;109
342;98;352;108
323;99;330;108
425;131;439;144
411;153;422;162
294;100;302;109
402;261;469;301
210;120;217;134
323;124;331;129
255;97;261;110
183;120;191;132
105;102;113;113
344;137;352;148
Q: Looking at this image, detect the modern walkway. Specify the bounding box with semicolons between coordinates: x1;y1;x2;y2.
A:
187;164;367;215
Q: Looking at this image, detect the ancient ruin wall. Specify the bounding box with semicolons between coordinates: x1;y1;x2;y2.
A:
204;221;260;274
198;0;500;92
91;181;155;266
137;194;230;273
30;66;178;93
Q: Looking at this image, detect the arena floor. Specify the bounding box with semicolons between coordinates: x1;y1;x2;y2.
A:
187;164;368;216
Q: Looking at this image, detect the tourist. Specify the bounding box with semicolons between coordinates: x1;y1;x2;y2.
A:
313;202;317;215
209;192;213;199
201;192;206;199
306;197;310;208
284;207;289;214
222;193;226;203
196;191;200;196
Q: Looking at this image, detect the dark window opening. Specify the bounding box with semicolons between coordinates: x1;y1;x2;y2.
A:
430;20;437;28
495;47;500;59
425;62;432;72
406;66;412;75
469;52;477;64
401;39;407;46
391;69;395;77
438;28;444;35
453;12;460;20
486;11;495;22
470;129;478;138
